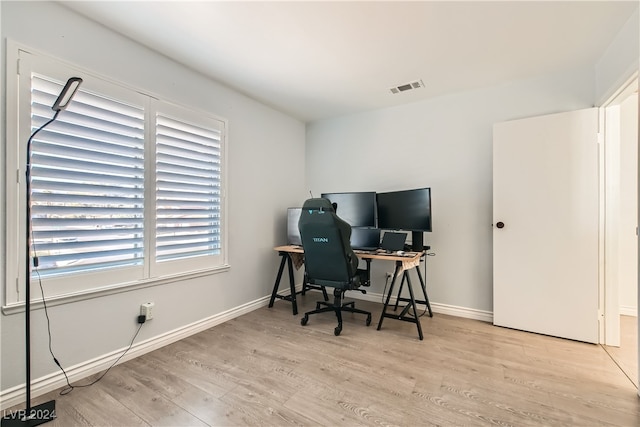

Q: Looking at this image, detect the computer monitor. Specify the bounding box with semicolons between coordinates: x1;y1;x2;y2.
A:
286;207;302;246
376;187;432;251
320;191;376;227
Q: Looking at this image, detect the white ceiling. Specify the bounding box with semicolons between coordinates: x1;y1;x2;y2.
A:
60;1;638;123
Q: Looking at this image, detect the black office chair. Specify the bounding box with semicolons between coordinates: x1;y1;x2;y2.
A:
298;198;372;336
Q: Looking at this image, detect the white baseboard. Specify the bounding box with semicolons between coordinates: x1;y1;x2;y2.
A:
0;296;270;410
346;289;494;323
429;302;493;322
620;305;638;317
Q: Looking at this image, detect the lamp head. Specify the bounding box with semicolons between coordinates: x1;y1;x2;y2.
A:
51;77;82;112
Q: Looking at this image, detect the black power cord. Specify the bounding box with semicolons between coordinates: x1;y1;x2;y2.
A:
34;267;144;396
419;251;436;318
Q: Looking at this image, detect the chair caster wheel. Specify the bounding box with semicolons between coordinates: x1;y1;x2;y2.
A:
334;327;342;336
316;303;321;310
301;315;308;326
366;314;372;326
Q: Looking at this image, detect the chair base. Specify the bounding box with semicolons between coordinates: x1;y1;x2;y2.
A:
300;288;372;336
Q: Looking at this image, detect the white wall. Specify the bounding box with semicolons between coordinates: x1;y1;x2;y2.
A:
306;68;596;314
0;1;306;398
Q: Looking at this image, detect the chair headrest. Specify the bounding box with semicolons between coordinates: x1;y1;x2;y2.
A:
301;198;335;213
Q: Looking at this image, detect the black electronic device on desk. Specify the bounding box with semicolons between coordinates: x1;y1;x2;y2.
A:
320;191;376;227
350;227;381;251
380;231;407;252
376;187;431;251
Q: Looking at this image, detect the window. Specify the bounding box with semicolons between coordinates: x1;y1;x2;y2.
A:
5;47;227;306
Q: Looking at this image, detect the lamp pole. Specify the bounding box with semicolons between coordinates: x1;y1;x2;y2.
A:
2;77;82;427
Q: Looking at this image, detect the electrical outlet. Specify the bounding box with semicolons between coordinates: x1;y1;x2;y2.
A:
140;302;154;320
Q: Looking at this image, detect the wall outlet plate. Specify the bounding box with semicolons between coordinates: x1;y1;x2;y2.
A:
140;302;154;320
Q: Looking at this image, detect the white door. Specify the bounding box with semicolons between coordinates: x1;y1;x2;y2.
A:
493;108;599;343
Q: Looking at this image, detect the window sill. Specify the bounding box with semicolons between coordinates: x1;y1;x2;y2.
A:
2;264;230;315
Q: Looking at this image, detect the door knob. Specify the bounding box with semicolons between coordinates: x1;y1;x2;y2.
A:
496;222;505;229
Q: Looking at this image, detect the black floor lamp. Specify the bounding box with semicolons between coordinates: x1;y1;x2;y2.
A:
2;77;82;427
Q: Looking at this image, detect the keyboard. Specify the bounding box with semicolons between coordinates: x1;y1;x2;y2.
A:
353;248;379;254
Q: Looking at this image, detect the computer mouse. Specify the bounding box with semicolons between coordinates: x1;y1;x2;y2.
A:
397;250;405;256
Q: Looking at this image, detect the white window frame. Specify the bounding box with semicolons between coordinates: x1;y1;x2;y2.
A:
4;41;228;310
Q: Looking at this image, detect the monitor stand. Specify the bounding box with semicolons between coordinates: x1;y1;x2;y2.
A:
411;231;424;252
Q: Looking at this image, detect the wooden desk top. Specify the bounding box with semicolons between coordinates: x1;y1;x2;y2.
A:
274;245;304;254
273;245;422;264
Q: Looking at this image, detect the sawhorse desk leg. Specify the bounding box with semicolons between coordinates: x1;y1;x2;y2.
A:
268;252;299;315
268;251;328;315
377;261;424;340
393;263;433;317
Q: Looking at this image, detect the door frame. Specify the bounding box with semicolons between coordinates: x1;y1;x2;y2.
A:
599;71;638;347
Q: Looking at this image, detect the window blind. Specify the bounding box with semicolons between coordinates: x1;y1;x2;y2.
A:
29;75;145;277
155;114;222;262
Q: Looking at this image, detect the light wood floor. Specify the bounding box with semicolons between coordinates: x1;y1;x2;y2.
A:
19;296;640;426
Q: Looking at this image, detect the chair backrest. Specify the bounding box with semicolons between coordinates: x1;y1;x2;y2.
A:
298;198;359;287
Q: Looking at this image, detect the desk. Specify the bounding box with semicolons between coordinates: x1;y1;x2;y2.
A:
269;245;432;339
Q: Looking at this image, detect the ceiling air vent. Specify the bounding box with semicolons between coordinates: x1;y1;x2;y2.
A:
389;79;424;94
